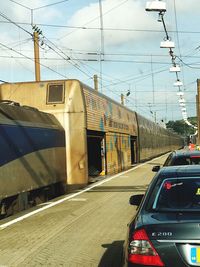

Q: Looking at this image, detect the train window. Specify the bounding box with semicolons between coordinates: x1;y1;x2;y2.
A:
47;83;65;104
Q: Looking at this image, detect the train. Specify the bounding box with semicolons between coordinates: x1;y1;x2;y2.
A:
0;102;66;216
136;113;183;161
0;79;183;216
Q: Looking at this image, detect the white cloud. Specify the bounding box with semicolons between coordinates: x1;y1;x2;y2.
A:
167;0;200;13
0;1;63;75
60;0;162;50
0;1;62;25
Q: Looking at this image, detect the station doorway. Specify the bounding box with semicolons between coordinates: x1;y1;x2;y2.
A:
87;130;106;177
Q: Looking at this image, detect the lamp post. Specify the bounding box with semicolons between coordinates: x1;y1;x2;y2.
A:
145;0;197;132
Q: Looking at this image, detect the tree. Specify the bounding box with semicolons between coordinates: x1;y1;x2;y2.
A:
166;117;197;136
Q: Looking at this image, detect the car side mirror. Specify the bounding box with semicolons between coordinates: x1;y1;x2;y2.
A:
152;165;160;172
129;194;144;206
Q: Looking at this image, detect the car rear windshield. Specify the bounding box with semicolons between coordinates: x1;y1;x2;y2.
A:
151;177;200;211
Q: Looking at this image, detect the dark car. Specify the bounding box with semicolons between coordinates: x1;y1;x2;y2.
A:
123;165;200;267
152;149;200;172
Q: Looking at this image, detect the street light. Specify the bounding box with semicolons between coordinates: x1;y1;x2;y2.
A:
145;1;166;12
177;91;184;96
180;102;185;107
170;65;180;72
174;80;183;86
145;0;196;130
160;39;175;48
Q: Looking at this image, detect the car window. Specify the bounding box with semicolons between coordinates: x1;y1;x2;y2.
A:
172;156;200;165
165;155;200;166
163;153;173;166
172;157;189;165
190;156;200;165
151;177;200;211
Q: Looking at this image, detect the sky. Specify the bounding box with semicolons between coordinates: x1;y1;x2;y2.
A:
0;0;200;126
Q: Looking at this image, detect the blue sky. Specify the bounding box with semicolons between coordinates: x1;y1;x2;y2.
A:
0;0;200;126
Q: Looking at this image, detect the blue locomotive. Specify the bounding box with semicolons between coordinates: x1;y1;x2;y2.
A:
0;101;66;216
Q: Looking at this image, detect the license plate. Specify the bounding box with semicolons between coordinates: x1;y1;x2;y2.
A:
191;247;200;263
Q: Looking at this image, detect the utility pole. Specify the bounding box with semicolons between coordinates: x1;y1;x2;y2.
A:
197;79;200;145
98;0;104;92
121;94;125;105
94;75;98;91
33;27;41;81
196;94;199;144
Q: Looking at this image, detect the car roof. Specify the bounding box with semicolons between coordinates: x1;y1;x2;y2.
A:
171;149;200;157
158;165;200;179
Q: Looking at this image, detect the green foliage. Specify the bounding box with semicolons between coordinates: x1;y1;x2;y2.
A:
166;117;197;136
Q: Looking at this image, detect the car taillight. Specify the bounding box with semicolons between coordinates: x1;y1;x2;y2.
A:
128;228;164;266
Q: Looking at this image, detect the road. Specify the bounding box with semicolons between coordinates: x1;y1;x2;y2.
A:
0;154;167;267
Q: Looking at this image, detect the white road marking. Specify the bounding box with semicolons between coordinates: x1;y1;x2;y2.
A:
68;198;87;202
0;154;165;230
37;202;54;206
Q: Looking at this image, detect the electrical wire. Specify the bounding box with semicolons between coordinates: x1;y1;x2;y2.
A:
8;0;69;10
177;57;200;69
2;0;196;122
58;0;129;40
2;18;200;35
8;0;31;10
32;0;69;10
0;11;32;37
42;38;93;78
0;10;195;113
0;10;94;79
102;67;169;88
0;41;69;79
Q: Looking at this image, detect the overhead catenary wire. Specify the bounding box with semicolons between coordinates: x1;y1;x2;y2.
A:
1;1;200;110
1;0;196;123
0;41;69;79
98;0;104;92
58;0;129;40
8;0;69;10
42;37;93;79
0;10;95;80
0;11;32;37
2;19;200;35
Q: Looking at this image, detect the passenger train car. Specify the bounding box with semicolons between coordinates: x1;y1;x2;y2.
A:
0;79;183;200
136;113;183;161
0;102;66;216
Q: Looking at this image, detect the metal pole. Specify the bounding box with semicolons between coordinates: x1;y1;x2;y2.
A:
99;0;104;92
154;111;157;123
33;31;41;81
94;75;98;91
121;94;124;105
197;80;200;144
196;94;199;145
